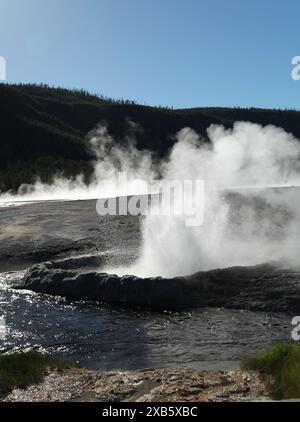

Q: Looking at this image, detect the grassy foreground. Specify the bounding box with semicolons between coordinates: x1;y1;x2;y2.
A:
0;351;69;397
241;343;300;400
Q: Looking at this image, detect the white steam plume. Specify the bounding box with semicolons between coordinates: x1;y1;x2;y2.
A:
2;120;300;278
104;122;300;277
0;121;158;204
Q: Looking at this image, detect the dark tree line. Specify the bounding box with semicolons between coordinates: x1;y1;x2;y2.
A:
0;83;300;192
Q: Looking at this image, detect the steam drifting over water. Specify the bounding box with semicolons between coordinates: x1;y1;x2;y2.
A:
2;121;300;277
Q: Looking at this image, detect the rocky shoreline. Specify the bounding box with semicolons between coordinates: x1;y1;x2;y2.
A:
2;367;268;402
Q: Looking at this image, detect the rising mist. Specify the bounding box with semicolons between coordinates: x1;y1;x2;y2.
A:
2;121;300;277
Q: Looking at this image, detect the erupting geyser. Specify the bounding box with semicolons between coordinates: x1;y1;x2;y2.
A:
13;121;300;310
104;122;300;277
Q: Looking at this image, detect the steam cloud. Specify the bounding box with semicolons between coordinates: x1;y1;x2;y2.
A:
103;122;300;277
0;121;158;204
2;121;300;277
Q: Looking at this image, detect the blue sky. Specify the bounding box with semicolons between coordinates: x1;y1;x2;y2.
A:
0;0;299;109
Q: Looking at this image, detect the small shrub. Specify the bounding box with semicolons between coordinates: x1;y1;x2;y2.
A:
241;343;300;399
0;351;69;397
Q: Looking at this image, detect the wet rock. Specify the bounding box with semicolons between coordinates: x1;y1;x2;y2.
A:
15;262;300;313
0;200;141;271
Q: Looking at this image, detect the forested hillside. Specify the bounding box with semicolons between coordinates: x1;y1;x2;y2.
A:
1;83;300;192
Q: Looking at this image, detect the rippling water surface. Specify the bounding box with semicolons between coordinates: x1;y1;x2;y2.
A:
0;271;292;371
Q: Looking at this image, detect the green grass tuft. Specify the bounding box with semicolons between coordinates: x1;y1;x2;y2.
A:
241;343;300;399
0;351;69;397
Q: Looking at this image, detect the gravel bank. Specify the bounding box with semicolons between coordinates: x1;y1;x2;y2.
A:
2;367;267;402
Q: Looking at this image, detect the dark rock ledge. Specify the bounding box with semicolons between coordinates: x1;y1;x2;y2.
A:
14;261;300;313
